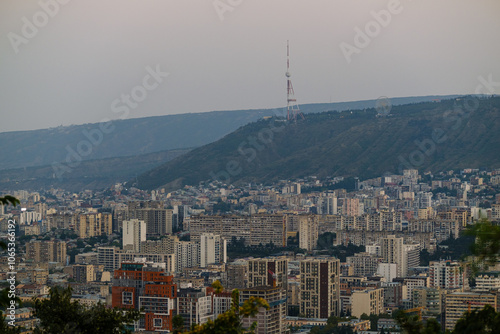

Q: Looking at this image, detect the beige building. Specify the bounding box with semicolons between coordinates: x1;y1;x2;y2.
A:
351;288;384;318
189;214;287;247
299;215;319;251
300;257;340;318
240;286;287;334
444;291;497;330
248;257;288;290
75;213;112;238
26;240;66;264
73;264;95;283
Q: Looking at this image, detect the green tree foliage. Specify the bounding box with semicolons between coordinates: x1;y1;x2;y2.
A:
0;288;22;333
466;219;500;270
32;286;140;334
186;289;269;334
0;195;20;207
453;305;500;333
394;310;441;334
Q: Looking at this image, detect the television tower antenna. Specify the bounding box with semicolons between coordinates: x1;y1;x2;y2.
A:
286;40;304;122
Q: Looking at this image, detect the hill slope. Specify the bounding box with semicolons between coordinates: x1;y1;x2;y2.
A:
0;96;457;171
133;96;500;191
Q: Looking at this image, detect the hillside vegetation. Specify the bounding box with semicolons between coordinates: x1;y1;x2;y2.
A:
133;96;500;191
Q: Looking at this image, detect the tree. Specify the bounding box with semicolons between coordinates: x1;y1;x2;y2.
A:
187;289;269;334
172;315;185;334
453;304;500;333
0;288;22;333
0;196;20;207
32;286;140;334
466;219;500;271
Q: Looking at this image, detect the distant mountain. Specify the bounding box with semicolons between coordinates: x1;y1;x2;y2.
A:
0;149;189;192
0;95;458;171
133;96;500;191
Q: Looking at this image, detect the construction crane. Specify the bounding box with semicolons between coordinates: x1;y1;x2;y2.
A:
404;307;424;321
464;300;485;313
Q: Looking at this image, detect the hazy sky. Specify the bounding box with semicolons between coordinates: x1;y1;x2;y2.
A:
1;0;499;133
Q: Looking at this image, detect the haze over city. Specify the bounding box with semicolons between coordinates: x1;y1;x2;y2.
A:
1;0;499;132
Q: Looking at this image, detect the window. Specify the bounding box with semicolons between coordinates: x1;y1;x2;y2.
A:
122;291;133;305
154;318;162;327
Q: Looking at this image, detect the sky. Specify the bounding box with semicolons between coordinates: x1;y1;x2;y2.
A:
0;0;499;133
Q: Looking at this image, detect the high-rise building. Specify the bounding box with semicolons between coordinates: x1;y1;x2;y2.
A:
429;260;464;290
351;288;384;318
381;236;418;277
175;241;200;272
129;208;173;238
240;286;287;334
189;214;287;247
75;213;112;238
224;261;248;290
123;219;146;253
412;287;443;315
73;264;95;283
140;235;178;254
200;233;226;268
444;292;497;330
112;262;177;332
26;240;66;264
299;215;319;251
300;257;340;318
248;257;288;290
346;252;383;277
176;288;214;330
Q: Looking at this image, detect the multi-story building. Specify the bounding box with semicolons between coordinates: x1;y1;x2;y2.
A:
381;235;404;277
176;288;214;330
175;241;200;272
299;215;319;251
300;257;340;318
200;233;226;268
122;219;146;253
429;260;464;290
129;207;173;238
412;287;443;315
190;214;287;247
75;213;112;238
97;246;175;272
25;240;66;264
248;257;288;290
73;264;95;283
444;291;497;330
224;261;248;290
240;286;287;334
351;288;384;318
112;262;177;332
346;252;383;277
140;235;178;254
475;273;500;291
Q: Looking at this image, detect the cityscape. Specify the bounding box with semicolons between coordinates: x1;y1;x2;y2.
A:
1;1;500;333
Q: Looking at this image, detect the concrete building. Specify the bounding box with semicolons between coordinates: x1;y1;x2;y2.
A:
429;260;464;290
140;235;178;254
248;257;288;290
412;287;443;315
122;219;146;253
377;263;397;283
75;213;112;238
129;208;173;238
240;286;287;334
381;235;404;277
475;273;500;291
73;264;94;283
299;215;319;251
200;233;226;268
175;241;200;272
444;291;497;330
347;252;383;277
26;239;66;264
176;288;214;330
112;262;177;332
300;257;340;318
224;261;248;290
351;288;384;318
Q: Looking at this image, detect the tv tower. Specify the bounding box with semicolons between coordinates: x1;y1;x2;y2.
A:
286;40;304;122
